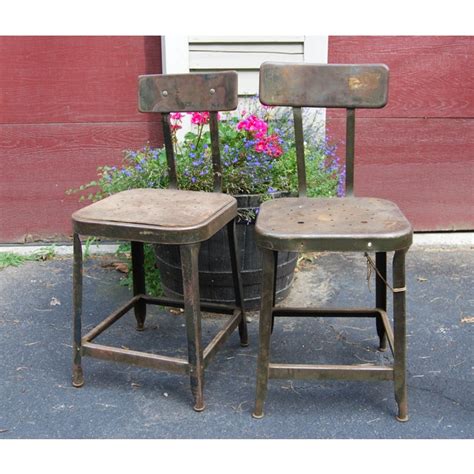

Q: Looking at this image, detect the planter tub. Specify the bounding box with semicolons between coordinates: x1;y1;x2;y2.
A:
154;194;297;309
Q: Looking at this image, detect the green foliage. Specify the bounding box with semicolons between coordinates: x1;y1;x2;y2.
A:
115;243;163;297
0;245;56;269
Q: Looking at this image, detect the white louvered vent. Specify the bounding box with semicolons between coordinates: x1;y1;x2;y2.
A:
188;36;306;95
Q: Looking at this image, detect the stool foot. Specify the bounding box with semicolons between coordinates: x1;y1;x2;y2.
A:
136;323;145;332
193;402;206;412
72;366;84;388
240;341;249;347
396;414;409;422
252;411;264;419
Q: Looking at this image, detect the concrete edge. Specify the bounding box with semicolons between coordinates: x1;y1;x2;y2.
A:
0;233;472;256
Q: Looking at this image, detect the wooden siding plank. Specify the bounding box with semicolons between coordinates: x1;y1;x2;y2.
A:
326;117;474;231
0;36;162;124
0;122;162;242
328;36;474;118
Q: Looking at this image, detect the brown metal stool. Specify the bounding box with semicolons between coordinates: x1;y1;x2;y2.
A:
72;71;248;411
252;62;412;421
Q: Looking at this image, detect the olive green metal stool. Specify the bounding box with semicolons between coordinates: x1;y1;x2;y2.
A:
252;62;412;421
72;71;248;411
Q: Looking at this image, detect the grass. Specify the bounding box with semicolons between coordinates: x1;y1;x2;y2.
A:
0;245;56;269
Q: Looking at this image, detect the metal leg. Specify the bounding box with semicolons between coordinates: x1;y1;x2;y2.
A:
393;249;408;422
227;220;248;346
72;233;84;388
270;251;278;334
181;243;205;412
131;241;147;331
253;248;275;419
375;252;388;351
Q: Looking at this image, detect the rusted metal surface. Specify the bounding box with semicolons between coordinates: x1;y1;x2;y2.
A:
131;241;146;331
268;364;394;381
255;197;413;252
292;107;307;197
73;188;237;245
375;252;388;351
226;220;248;346
253;62;412;421
72;233;84;388
345;108;356;196
181;243;205;411
393;249;408;422
162;113;178;188
72;71;248;410
252;248;275;419
259;62;389;109
209;111;223;193
138;71;238;113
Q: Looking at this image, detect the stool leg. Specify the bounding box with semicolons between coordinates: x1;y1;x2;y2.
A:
270;250;278;334
393;249;408;422
131;241;147;331
375;252;388;351
181;243;205;412
227;220;248;346
72;233;84;388
253;248;275;419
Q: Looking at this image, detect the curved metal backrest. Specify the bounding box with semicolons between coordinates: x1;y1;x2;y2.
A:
138;71;239;191
259;62;389;196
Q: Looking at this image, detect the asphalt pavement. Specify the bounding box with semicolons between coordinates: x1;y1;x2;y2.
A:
0;246;472;438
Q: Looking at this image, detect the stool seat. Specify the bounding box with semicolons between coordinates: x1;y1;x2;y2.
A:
255;197;412;252
73;188;237;244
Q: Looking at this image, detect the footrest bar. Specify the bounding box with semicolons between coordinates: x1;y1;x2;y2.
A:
272;307;382;318
141;295;236;315
268;363;393;381
203;310;242;368
83;295;141;342
82;341;189;375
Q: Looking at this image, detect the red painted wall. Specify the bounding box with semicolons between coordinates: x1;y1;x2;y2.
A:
1;36;472;241
328;36;474;231
0;36;163;243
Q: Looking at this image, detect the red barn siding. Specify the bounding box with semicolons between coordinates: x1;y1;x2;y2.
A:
328;36;474;231
0;36;163;243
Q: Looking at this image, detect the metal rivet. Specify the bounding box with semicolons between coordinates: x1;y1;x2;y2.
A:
367;242;373;248
209;88;216;95
162;90;168;97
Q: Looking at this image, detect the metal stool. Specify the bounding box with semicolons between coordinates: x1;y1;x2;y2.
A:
72;71;248;411
252;62;412;421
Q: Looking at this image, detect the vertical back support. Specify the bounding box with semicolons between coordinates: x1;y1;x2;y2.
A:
259;62;388;196
138;72;238;192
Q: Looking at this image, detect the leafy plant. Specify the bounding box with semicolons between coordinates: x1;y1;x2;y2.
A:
0;245;56;269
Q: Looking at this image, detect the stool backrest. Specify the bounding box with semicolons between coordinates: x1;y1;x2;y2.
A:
138;71;238;192
259;62;389;197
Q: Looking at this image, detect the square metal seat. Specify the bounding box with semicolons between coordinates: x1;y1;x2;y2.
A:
73;188;237;245
256;197;413;253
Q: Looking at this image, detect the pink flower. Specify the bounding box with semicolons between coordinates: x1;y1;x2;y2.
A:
170;112;184;121
237;114;268;138
169;112;183;132
190;112;210;125
254;134;283;158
